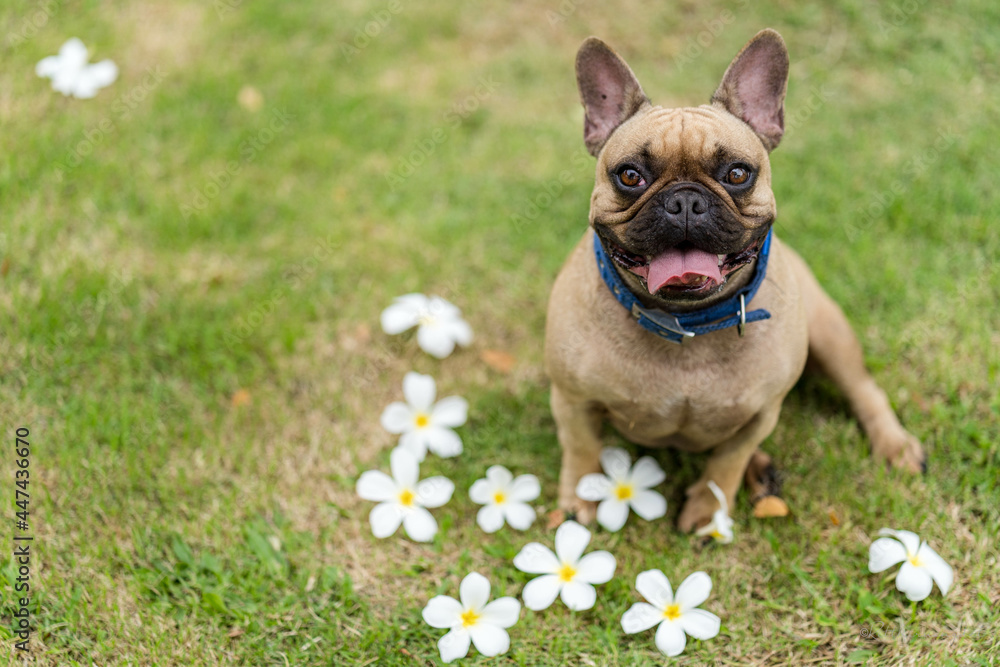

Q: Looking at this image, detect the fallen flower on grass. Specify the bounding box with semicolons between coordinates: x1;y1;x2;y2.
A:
694;480;735;544
380;293;472;358
380;371;467;461
422;572;520;663
355;447;453;542
575;447;666;531
513;520;615;611
621;570;722;657
469;465;540;533
868;528;953;601
36;37;118;99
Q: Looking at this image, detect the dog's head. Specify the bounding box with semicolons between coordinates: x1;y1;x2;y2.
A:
577;30;789;306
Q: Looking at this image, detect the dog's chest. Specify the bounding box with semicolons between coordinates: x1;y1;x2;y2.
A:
596;353;770;450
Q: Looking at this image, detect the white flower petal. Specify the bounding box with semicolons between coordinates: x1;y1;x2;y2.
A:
422;595;463;629
356;470;397;502
380;298;422;334
679;608;721;640
521;574;562;611
380;402;413;434
560;580;597;611
402;506;438;542
403;372;436;411
74;60;117;98
35;55;61;77
576;473;613;501
554;520;591;564
417;476;454;508
575;551;616;585
513;543;560;575
621;602;663;634
439;315;474;347
878;528;921;557
469;623;509;658
916;542;953;596
629;489;667;521
600;447;632;480
426;295;462;320
485;465;514;488
431;396;468;428
896;561;934;601
868;537;908;573
438;628;471;663
469;478;494;505
503;503;536;531
460;572;491;611
675;571;712;612
424;426;463;458
706;480;728;512
397;432;428;462
596;498;630;532
630;456;666;489
508;474;541;502
369;502;404;538
390;447;419;488
654;619;687;657
635;569;674;609
479;597;520;629
477;504;506;533
418;321;458;358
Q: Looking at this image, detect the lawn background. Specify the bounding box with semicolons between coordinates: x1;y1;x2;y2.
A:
1;0;998;664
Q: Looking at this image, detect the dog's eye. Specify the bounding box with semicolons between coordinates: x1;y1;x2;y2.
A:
725;166;751;186
617;168;643;188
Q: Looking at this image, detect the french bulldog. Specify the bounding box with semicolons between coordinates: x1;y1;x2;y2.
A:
545;29;924;532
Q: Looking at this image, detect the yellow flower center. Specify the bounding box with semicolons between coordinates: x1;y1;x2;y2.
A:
398;489;415;507
493;491;506;505
558;563;577;582
663;604;681;621
414;413;430;428
710;530;723;540
615;483;633;501
460;608;480;628
909;555;923;567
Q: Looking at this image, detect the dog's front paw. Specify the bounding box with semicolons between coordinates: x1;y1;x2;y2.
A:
872;426;926;474
557;489;598;525
676;482;719;533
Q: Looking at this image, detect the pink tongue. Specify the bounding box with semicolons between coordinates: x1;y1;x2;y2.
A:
643;247;723;293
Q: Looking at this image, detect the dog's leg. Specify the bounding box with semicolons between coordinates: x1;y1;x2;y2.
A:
791;256;926;473
677;403;782;532
551;384;605;524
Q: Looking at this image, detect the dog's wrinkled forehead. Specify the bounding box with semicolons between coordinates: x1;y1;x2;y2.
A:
598;105;770;182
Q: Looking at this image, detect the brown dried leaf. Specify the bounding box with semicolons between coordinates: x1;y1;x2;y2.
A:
480;349;515;374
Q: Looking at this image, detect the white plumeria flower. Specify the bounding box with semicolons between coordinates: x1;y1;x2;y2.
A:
694;480;735;543
380;293;473;358
422;572;520;663
355;447;454;542
512;520;616;611
868;528;953;601
575;447;667;531
469;465;540;533
621;570;722;657
36;38;118;99
380;372;467;461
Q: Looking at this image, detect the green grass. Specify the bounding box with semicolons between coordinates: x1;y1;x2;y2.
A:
2;0;999;664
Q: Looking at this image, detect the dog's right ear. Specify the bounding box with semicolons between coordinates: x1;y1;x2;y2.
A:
576;38;649;157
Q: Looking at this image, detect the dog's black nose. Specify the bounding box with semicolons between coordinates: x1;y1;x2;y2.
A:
663;189;711;227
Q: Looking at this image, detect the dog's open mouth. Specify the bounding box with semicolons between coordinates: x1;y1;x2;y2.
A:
606;237;765;294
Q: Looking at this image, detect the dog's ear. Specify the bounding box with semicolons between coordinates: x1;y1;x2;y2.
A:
576;37;649;157
711;29;789;151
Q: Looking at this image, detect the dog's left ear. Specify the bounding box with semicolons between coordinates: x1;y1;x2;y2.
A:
576;37;649;157
712;29;789;151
